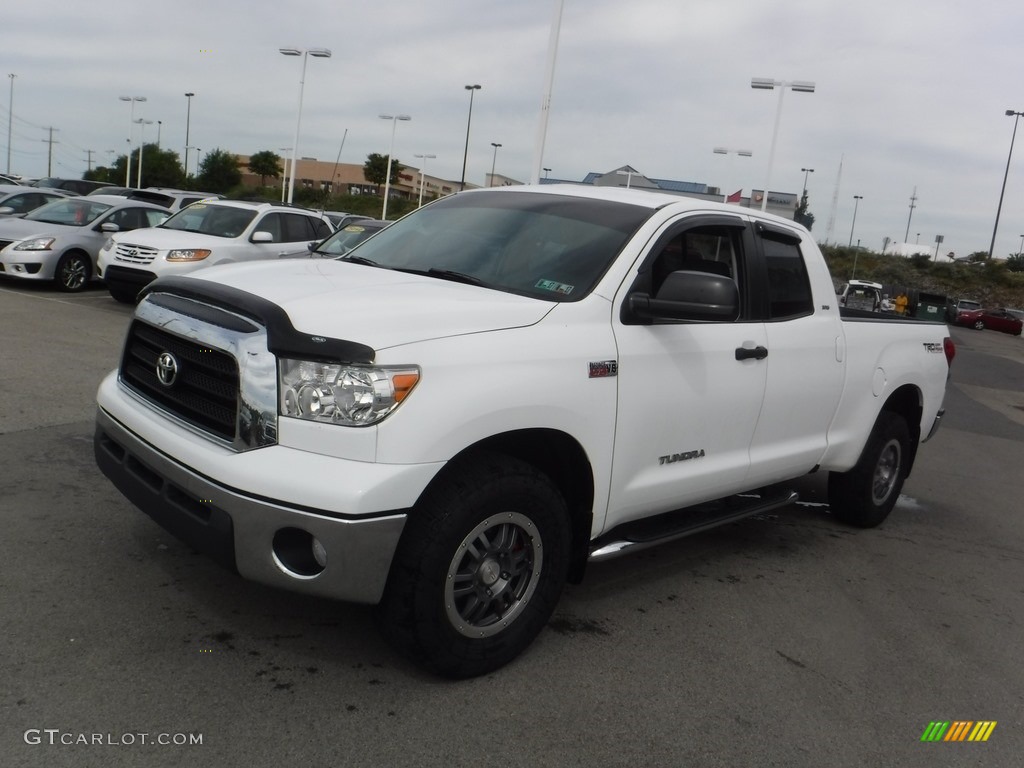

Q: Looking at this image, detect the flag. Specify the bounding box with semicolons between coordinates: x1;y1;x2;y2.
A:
726;189;742;203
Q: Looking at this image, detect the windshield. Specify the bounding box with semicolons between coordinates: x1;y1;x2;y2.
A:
345;190;652;301
24;198;112;226
159;203;257;238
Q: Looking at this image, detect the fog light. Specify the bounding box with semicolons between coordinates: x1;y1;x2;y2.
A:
272;527;327;579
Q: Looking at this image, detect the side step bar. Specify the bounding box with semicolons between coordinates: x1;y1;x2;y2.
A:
588;488;799;563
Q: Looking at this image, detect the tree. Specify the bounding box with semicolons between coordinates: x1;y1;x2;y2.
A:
248;150;282;187
197;149;242;194
794;191;815;231
100;144;185;189
1005;254;1024;272
363;153;404;187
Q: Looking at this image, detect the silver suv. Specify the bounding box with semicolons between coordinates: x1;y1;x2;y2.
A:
98;200;333;302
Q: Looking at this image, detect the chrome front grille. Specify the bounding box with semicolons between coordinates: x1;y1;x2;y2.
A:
118;293;279;451
114;242;159;264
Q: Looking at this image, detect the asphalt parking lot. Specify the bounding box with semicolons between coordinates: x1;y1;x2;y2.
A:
2;281;1023;768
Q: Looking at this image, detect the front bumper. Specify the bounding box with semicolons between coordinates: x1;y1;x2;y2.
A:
95;406;410;604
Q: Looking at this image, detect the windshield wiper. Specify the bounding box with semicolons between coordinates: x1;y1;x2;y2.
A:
393;267;487;287
338;254;382;267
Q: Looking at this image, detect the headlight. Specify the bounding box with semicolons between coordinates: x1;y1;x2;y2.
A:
279;359;419;427
166;248;212;262
14;237;56;251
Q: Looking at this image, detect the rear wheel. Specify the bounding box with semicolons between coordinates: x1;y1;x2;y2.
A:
55;251;91;292
828;411;910;528
378;452;571;678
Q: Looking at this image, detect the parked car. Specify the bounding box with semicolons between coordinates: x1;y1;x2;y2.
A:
953;307;1023;335
323;211;373;229
0;196;168;291
279;219;389;259
97;200;334;303
0;185;70;217
948;298;982;322
29;177;112;196
837;279;882;312
122;188;223;212
0;173;25;185
86;186;134;197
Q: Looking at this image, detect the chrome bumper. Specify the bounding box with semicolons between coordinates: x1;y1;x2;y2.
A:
95;407;407;604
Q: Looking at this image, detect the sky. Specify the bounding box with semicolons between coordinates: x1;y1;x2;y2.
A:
2;0;1023;259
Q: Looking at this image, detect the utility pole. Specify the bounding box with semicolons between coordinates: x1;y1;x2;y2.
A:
904;186;917;242
6;73;14;175
41;127;59;176
85;149;96;172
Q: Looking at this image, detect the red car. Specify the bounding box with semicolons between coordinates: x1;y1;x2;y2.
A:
954;307;1023;335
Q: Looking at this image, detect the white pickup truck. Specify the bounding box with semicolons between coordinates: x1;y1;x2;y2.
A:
94;185;955;677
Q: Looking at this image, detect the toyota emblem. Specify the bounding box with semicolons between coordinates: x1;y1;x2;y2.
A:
156;351;179;387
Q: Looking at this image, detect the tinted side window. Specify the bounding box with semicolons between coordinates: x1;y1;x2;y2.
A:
763;237;813;320
256;213;283;242
281;213;315;242
311;217;332;239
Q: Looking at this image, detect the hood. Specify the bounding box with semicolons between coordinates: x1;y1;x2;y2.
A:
167;259;556;351
113;227;221;249
0;216;81;241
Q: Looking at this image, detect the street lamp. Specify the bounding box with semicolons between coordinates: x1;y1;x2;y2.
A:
460;84;481;191
988;109;1024;259
414;153;436;208
6;74;14;175
800;167;814;197
713;147;753;202
134;118;154;188
848;195;863;248
119;96;146;187
279;47;332;204
542;167;551;180
278;146;292;202
379;113;411;220
183;92;194;177
750;78;815;211
489;142;502;186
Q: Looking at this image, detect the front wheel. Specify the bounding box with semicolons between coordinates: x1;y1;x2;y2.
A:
828;411;910;528
973;319;985;330
55;251;91;292
377;452;571;678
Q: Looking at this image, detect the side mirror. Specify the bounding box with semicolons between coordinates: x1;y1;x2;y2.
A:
100;222;120;232
628;271;739;322
0;206;14;215
306;241;317;252
251;231;273;243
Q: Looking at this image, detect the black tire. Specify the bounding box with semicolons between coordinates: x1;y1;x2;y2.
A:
377;452;571;678
828;411;910;528
107;284;139;304
55;251;91;292
973;319;985;330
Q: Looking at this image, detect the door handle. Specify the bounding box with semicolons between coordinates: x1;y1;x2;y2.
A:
735;345;768;361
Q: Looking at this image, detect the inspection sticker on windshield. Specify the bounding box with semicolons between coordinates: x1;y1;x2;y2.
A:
535;279;574;295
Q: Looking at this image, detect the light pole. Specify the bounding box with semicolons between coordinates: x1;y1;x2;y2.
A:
135;118;153;188
414;153;435;208
6;73;14;175
1019;234;1024;256
119;96;146;187
278;147;292;202
379;113;411;220
542;167;551;180
988;109;1024;259
848;195;863;247
713;147;752;202
280;47;332;204
489;142;502;186
460;84;481;191
800;167;814;197
156;120;162;148
183;92;194;177
750;78;815;211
